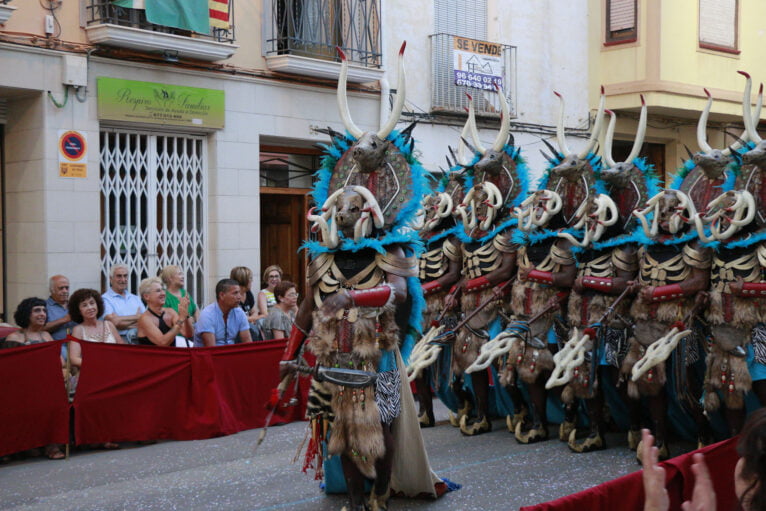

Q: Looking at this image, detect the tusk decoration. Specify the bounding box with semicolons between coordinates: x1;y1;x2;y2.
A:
631;327;691;381
545;328;592;389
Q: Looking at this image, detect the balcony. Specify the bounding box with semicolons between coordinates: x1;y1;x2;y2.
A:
0;1;16;25
264;0;384;84
430;33;517;118
84;0;238;62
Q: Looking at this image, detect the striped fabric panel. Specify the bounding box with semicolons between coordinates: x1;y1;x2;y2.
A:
375;369;401;425
209;0;229;29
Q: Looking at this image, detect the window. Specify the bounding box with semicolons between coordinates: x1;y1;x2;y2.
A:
699;0;738;53
266;0;381;67
431;0;516;117
605;0;637;44
100;131;206;305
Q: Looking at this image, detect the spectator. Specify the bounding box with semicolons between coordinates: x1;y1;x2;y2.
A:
6;297;64;460
69;289;123;367
68;289;122;450
159;265;199;322
44;275;76;340
230;266;259;322
262;281;298;339
102;264;146;343
255;265;283;321
194;279;252;347
6;297;55;346
642;408;766;511
135;277;193;346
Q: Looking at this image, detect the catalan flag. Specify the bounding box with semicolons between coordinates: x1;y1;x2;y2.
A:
209;0;230;30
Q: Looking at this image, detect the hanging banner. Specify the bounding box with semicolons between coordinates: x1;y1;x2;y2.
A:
453;36;504;91
97;77;225;129
58;130;88;178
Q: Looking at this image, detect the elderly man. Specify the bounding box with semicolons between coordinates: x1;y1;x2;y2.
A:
102;264;146;343
44;275;77;340
194;279;252;347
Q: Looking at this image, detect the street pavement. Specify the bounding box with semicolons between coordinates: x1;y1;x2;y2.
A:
1;402;682;511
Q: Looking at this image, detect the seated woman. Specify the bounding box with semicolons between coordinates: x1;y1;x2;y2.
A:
6;297;64;460
262;280;298;339
5;297;55;346
254;265;284;322
159;265;199;322
68;289;123;451
136;277;193;346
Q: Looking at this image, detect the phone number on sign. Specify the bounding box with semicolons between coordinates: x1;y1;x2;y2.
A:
454;71;502;90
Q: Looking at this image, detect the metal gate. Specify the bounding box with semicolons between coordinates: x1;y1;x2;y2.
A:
99;130;207;306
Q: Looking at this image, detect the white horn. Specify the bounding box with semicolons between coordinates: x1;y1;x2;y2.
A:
467;93;487;154
492;85;511;152
740;71;763;145
697;89;714;153
336;48;364;139
554;91;572;156
626;95;648;163
577;86;606;159
377;42;407;139
603;109;617;168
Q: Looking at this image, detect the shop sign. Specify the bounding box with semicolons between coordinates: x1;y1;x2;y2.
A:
97;77;225;129
58;130;87;178
453;36;504;91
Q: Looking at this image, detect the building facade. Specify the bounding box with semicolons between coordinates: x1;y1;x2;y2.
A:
0;0;592;318
591;0;766;180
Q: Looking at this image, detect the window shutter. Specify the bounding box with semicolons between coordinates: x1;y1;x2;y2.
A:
434;0;486;38
609;0;635;31
699;0;737;48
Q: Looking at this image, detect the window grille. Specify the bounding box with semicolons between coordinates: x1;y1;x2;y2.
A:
100;130;207;306
605;0;637;44
265;0;381;67
699;0;738;52
84;0;236;43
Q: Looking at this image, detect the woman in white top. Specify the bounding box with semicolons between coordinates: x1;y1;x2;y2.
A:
68;288;123;369
67;288;122;449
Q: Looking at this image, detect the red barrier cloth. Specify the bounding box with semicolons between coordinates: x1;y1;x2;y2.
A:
0;340;69;457
519;436;738;511
73;338;309;444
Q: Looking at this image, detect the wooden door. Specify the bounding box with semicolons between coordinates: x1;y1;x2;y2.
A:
260;187;310;298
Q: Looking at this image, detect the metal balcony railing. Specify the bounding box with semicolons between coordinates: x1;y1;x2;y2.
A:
84;0;236;44
430;33;517;117
265;0;382;68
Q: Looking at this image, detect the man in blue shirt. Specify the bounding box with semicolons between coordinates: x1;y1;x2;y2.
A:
102;264;146;343
194;279;252;346
44;275;77;340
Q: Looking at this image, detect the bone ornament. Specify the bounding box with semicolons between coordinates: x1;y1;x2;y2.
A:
466;330;523;373
631;325;691;381
514;190;563;232
545;328;593;389
558;194;619;247
633;189;697;237
406;325;445;381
